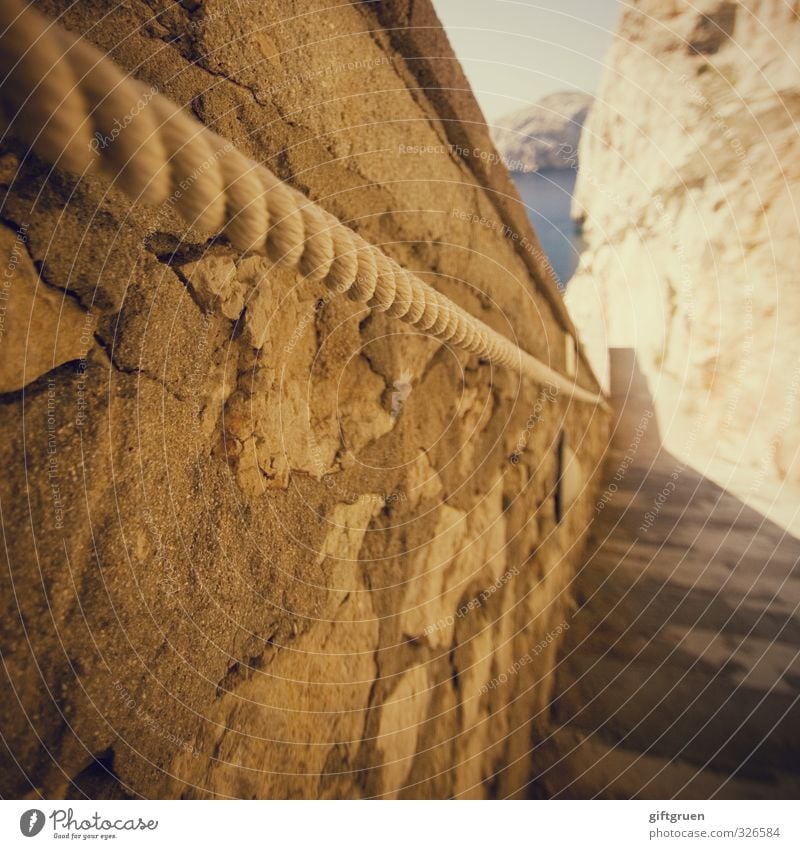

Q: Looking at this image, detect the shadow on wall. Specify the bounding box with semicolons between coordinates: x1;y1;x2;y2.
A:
531;348;800;799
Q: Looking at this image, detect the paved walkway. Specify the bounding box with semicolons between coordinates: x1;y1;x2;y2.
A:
533;349;800;798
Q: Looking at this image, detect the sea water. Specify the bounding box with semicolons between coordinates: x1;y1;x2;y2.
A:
512;168;584;288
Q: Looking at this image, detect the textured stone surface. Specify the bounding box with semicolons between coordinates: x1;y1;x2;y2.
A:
0;222;93;393
0;0;607;799
566;0;800;523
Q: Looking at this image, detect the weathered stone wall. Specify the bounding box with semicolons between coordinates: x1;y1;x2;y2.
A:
567;0;800;521
0;0;607;798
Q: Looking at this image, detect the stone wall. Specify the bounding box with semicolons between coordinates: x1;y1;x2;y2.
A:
566;0;800;522
0;0;607;799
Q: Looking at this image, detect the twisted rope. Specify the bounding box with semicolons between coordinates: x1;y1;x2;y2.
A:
0;0;605;406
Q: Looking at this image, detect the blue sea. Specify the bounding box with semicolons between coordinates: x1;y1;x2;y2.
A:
512;168;584;288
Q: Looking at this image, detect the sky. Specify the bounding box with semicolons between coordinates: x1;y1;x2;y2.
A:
431;0;621;123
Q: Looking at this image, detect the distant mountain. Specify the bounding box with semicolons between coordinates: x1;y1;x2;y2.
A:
492;91;592;173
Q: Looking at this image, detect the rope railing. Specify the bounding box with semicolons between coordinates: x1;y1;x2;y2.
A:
0;0;606;406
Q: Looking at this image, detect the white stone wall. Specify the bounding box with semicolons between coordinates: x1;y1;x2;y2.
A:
568;0;800;512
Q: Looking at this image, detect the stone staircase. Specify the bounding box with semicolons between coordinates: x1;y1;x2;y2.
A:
532;348;800;799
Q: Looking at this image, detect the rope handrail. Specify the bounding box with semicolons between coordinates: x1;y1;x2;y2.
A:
0;0;606;406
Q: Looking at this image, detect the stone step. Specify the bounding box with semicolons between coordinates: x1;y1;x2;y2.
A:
532;725;800;799
549;652;800;782
537;351;800;798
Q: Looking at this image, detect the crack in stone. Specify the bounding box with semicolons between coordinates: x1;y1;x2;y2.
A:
92;332;187;404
